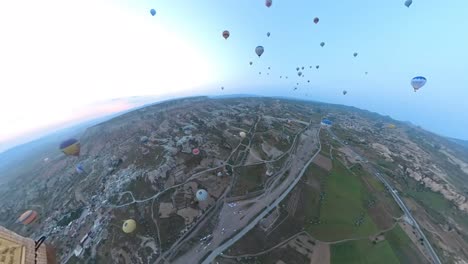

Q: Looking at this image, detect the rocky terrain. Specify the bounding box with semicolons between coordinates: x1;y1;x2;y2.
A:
0;96;467;264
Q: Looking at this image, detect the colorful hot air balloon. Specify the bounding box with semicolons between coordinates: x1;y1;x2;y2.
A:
255;46;264;57
122;219;136;233
353;52;358;57
150;9;156;16
196;189;208;201
222;30;230;40
17;210;38;225
411;76;427;92
60;138;80;156
314;17;319;24
404;0;412;8
265;0;272;8
267;32;271;37
192;148;200;155
320;42;325;47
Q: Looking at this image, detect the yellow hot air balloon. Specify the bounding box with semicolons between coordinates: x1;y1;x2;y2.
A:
60;138;81;156
388;124;396;129
122;219;136;233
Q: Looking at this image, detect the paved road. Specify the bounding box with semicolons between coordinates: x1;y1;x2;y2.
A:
201;127;322;264
327;128;442;264
374;172;442;264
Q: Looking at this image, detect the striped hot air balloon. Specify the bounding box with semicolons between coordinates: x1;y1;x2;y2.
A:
17;210;38;225
411;76;427;92
60;138;80;156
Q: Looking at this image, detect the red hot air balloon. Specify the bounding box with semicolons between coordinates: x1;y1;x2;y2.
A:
265;0;272;8
192;148;200;155
314;17;319;24
222;30;230;40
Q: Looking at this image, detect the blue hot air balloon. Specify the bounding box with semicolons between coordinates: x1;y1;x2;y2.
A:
411;76;427;92
76;163;85;174
150;9;156;16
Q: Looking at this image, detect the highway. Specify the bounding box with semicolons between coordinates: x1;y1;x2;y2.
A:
201;127;322;264
374;172;442;264
327;128;442;264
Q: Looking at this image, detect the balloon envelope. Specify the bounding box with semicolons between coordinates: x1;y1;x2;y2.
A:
222;30;230;39
17;210;38;225
240;132;246;138
411;76;427;91
314;17;319;24
192;148;200;155
60;138;80;156
320;42;325;47
255;46;264;57
196;189;209;201
265;0;272;8
150;9;156;16
267;32;270;37
353;52;358;57
404;0;412;7
122;219;136;233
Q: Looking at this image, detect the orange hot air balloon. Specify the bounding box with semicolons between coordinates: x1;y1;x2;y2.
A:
17;210;38;225
222;30;230;40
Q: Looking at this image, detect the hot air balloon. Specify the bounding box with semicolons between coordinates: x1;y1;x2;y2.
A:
388;124;396;129
301;66;304;70
259;72;262;75
249;61;253;65
404;0;412;7
268;67;271;70
192;148;200;155
411;76;427;92
267;32;271;37
316;65;320;69
294;87;298;91
240;131;246;138
60;138;80;156
222;30;230;40
122;219;136;233
307;80;310;83
296;67;300;71
365;71;368;75
320;42;325;47
196;189;209;201
150;9;156;16
353;52;358;57
17;210;38;225
76;163;85;174
296;82;299;85
265;0;272;8
255;46;264;57
309;66;312;69
343;90;348;95
221;86;224;90
314;17;319;24
285;76;288;79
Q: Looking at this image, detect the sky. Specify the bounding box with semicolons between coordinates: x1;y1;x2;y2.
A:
1;0;467;152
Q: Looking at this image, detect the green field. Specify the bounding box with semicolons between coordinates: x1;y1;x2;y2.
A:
331;239;400;264
231;164;266;196
386;225;426;264
307;159;379;241
406;189;452;212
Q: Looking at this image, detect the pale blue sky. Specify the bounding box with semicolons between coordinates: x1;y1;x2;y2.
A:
1;0;467;152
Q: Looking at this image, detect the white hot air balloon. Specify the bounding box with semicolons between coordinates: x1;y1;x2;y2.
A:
240;132;246;138
196;189;209;201
411;76;427;92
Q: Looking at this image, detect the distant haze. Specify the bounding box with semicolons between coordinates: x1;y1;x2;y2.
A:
1;0;467;150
